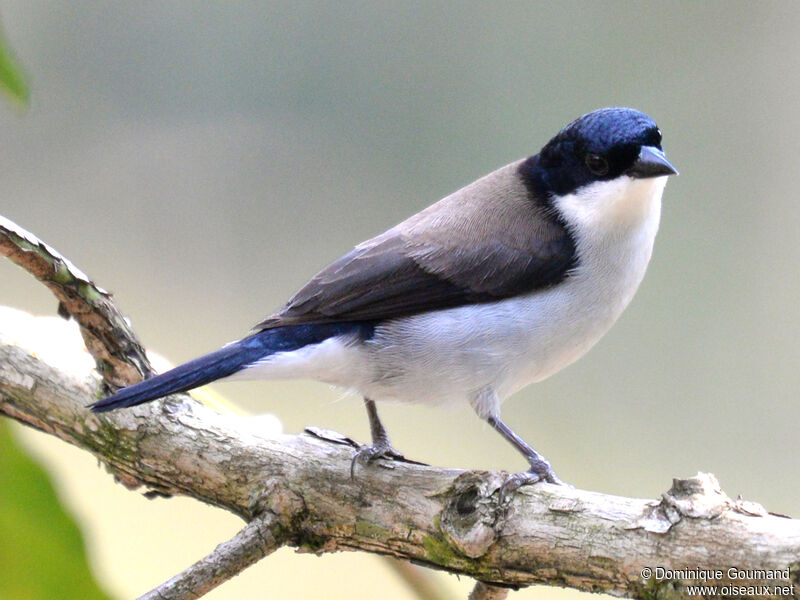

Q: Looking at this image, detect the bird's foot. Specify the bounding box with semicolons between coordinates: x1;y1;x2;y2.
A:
350;439;406;478
499;461;567;502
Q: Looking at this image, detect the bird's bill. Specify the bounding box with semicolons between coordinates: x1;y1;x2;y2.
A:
626;145;678;178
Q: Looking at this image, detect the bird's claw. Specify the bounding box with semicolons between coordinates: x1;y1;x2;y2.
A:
350;440;406;478
498;464;568;503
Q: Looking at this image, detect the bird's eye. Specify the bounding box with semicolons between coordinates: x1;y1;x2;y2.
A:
585;153;609;176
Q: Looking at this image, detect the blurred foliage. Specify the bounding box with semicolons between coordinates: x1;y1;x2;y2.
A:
0;21;28;105
0;420;111;599
0;16;111;600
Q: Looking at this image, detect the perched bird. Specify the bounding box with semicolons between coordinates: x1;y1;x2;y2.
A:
91;107;677;486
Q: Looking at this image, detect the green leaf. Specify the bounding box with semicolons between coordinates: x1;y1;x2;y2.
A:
0;23;29;106
0;421;112;600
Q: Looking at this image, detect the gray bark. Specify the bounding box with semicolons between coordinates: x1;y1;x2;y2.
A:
2;333;799;599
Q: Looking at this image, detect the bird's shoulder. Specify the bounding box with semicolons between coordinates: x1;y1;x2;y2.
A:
255;157;576;330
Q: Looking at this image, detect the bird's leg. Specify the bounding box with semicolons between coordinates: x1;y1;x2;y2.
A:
486;415;565;489
350;398;405;477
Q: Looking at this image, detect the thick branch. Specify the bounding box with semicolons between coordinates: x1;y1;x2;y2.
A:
1;320;799;599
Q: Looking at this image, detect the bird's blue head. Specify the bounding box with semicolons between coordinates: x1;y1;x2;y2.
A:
531;107;677;197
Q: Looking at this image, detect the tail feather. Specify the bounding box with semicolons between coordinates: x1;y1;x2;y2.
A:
89;321;374;413
89;335;270;412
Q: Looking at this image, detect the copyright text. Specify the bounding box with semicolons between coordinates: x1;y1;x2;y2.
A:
639;567;793;596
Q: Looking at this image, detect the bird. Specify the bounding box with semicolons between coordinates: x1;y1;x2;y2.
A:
90;107;677;486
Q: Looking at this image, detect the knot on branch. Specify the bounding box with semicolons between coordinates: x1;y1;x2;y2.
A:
440;472;506;558
662;472;733;519
631;472;770;534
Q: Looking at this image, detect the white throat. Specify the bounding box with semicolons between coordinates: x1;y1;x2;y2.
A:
554;175;666;244
547;172;664;304
554;175;666;309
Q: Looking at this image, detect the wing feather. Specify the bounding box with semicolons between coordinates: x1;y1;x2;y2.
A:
256;158;576;330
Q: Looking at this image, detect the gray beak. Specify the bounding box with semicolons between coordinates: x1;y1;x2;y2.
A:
627;145;678;178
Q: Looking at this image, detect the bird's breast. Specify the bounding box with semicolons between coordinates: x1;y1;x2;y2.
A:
499;175;666;389
360;175;666;405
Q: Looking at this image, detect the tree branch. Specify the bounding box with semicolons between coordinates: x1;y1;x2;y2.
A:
137;512;285;600
0;214;151;387
468;582;509;600
2;215;799;600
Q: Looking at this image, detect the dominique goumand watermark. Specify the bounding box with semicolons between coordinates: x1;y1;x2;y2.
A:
640;567;794;596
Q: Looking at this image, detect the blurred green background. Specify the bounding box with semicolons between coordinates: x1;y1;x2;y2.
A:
2;2;800;599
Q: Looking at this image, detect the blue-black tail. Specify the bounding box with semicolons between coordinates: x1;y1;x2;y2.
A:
89;321;375;413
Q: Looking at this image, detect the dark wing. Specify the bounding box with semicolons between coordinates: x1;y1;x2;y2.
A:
256;158;576;330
